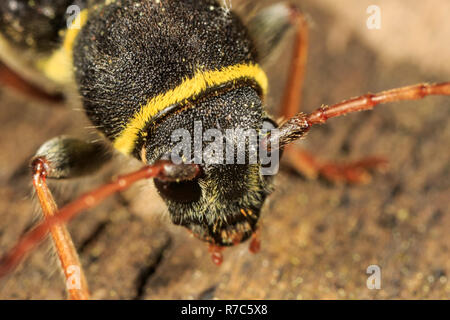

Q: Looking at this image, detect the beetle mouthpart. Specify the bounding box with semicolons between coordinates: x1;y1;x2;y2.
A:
249;229;261;254
208;244;224;266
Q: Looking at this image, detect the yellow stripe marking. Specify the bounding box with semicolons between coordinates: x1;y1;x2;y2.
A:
113;63;268;155
38;9;89;84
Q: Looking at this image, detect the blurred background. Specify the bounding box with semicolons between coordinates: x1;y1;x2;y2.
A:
0;0;449;299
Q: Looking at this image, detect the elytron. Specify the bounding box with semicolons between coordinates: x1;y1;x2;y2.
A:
0;0;448;299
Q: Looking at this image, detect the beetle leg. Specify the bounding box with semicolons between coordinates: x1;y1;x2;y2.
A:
255;4;358;182
0;61;63;104
270;5;435;183
248;3;309;115
32;136;112;179
0;161;200;285
284;148;387;184
248;3;308;74
31;157;90;300
7;137;112;299
277;4;309;120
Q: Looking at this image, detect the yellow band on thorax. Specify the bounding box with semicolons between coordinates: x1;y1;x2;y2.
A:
38;9;89;84
113;63;268;155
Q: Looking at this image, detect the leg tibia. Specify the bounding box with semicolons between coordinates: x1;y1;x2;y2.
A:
33;136;111;179
32;158;90;299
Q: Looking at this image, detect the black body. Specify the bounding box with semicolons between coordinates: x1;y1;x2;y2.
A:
74;0;258;144
0;0;87;53
3;0;277;246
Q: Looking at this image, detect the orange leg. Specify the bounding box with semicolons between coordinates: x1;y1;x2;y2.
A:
31;158;90;300
279;4;309;119
285;149;387;183
278;7;388;184
0;62;63;104
0;161;200;285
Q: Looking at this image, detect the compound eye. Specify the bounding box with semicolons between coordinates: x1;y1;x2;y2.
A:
262;117;278;131
154;178;202;204
261;117;283;162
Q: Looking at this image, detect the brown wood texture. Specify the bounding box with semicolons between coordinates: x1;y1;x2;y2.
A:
0;0;449;299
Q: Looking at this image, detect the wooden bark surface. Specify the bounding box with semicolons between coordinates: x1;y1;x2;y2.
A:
0;0;449;299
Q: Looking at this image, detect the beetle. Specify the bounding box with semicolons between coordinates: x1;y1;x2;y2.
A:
0;0;449;299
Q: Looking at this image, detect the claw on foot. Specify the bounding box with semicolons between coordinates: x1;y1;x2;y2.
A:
319;157;388;184
285;147;389;184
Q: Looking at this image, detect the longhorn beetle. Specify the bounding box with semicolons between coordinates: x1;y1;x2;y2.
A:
0;0;449;299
